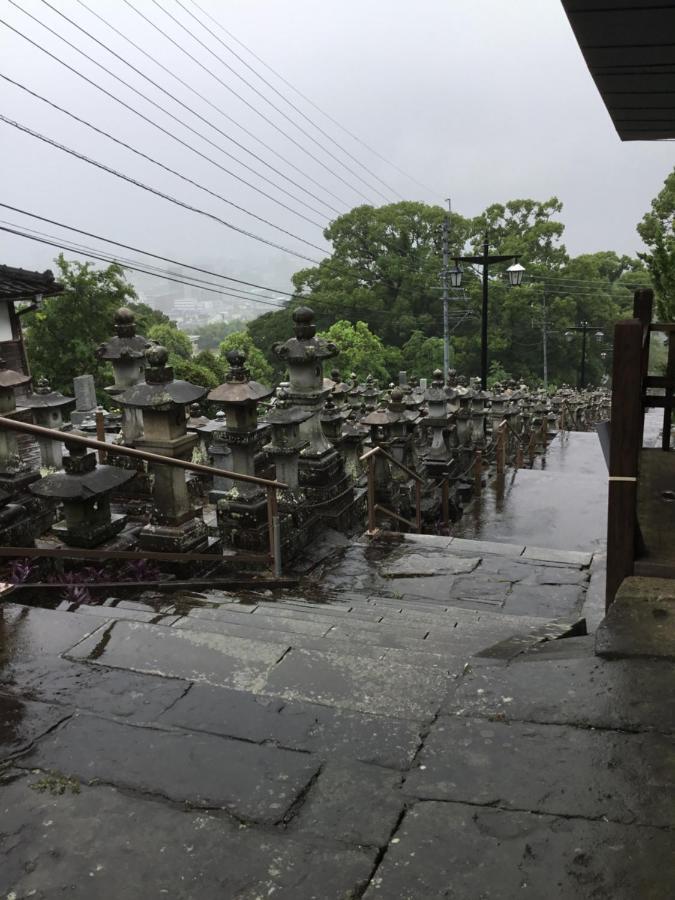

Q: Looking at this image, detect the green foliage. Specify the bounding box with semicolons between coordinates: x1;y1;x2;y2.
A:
147;323;193;359
193;318;247;350
128;301;172;335
317;320;391;383
171;356;218;390
25;255;137;395
401;331;445;379
637;167;675;320
219;331;274;384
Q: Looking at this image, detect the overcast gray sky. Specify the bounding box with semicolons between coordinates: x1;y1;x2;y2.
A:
2;0;673;300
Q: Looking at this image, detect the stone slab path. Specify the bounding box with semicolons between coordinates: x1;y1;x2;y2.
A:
2;533;674;897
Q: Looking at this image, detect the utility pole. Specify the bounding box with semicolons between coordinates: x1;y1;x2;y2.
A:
442;198;451;382
542;292;548;393
564;322;605;388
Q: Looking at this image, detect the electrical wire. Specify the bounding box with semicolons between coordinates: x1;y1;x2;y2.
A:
5;2;339;220
186;0;436;197
0;224;288;309
0;219;286;305
1;74;329;247
122;0;376;204
171;0;402;202
71;0;338;219
0;203;297;298
0;114;323;264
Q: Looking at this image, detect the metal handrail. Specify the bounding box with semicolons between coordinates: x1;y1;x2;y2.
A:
0;414;287;575
359;444;424;483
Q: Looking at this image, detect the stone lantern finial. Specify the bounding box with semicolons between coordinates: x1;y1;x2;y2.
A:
144;343;172;384
225;349;250;382
114;306;136;339
36;376;51;394
292;306;316;340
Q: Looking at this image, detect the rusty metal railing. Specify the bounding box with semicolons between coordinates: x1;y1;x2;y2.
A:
0;415;287;577
360;444;424;534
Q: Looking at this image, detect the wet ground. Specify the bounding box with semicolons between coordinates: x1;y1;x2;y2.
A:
452;431;608;551
2;423;674;897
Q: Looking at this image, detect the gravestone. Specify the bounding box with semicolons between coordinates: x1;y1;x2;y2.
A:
70;375;98;427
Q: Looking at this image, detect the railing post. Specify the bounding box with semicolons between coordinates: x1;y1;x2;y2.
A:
441;478;450;530
473;450;482;490
606;318;643;609
496;421;506;474
266;486;283;576
367;455;376;533
415;480;422;533
95;407;106;464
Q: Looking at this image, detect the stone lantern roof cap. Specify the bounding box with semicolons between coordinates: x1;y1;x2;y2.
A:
0;355;31;388
117;344;207;408
272;307;338;363
361;408;401;427
207;349;273;405
96;307;148;360
30;464;135;499
23;377;76;410
266;405;313;425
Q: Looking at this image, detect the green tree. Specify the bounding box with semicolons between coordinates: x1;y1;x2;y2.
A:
317;320;392;383
637;167;675;320
401;331;445;379
219;331;274;384
193;318;247;350
147;323;193;359
25;255;137;394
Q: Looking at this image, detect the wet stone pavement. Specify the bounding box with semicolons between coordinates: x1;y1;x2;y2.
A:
1;525;675;896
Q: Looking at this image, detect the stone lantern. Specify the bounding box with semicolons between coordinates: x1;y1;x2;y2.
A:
117;344;209;553
22;377;75;470
201;411;233;500
0;356;36;493
207;350;273;552
330;369;351;411
273;307;354;520
346;373;363;417
423;371;454;474
264;388;311;493
97;307;148;444
29;436;135;547
361;375;381;412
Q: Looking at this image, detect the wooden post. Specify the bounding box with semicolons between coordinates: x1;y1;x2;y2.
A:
606;318;644;608
473;450;482;490
496;422;506;474
441;478;449;530
540;418;548;451
415;480;422;533
367;455;376;533
516;442;524;469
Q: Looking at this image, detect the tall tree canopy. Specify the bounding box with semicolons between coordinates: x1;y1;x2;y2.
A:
245;198;648;387
637;167;675;320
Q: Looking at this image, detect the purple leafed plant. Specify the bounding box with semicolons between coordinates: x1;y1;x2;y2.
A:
8;558;37;584
120;559;161;582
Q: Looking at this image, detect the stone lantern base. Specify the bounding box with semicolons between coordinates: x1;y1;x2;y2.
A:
217;490;270;556
138;515;210;555
53;511;128;549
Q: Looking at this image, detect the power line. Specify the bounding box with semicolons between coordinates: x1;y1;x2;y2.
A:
71;0;339;219
1;73;330;249
123;0;377;205
6;2;339;220
187;0;436;198
524;272;646;289
0;225;288;310
171;0;402;202
0;115;323;265
0;202;297;297
0;219;285;305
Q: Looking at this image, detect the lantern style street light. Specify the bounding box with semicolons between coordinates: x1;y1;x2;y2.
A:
454;234;525;390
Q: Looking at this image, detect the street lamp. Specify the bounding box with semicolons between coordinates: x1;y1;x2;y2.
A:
564;322;605;387
448;265;463;289
454;234;524;390
506;262;525;287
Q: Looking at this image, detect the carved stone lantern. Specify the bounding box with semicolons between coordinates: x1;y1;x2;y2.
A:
22;377;75;469
29;436;135;547
0;356;35;493
330;369;351;411
118;344;209;553
273;307;354;519
361;375;381;412
207;350;273;552
97;307;148;444
264;388;311;493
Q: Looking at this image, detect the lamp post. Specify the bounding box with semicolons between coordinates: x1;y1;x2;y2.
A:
564;322;605;388
453;234;524;389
